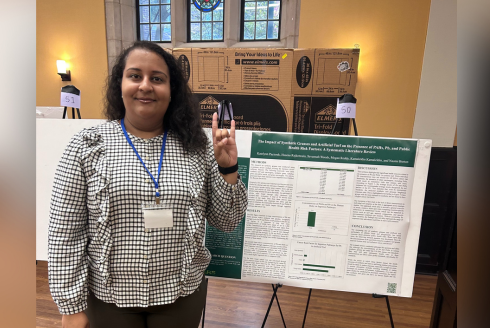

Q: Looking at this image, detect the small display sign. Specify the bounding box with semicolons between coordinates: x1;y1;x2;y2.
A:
60;85;81;108
336;94;357;119
60;92;81;108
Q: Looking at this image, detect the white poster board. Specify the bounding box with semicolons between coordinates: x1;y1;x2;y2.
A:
203;129;431;298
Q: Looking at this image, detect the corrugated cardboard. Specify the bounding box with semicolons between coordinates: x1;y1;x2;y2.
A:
291;48;359;134
291;96;350;135
292;48;359;97
172;48;359;133
172;48;192;89
174;48;294;132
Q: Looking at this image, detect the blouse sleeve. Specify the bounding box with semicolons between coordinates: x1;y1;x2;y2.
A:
48;132;89;315
204;141;248;232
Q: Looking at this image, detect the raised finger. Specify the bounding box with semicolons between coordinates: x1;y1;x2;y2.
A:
212;112;218;142
230;120;236;139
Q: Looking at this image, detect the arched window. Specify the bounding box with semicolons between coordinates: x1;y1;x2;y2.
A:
188;0;225;42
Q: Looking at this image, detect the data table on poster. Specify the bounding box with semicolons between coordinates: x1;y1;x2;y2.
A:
296;167;355;196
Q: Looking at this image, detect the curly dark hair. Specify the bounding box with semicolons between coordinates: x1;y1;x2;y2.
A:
104;41;207;152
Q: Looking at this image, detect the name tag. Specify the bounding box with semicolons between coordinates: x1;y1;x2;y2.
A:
142;203;173;229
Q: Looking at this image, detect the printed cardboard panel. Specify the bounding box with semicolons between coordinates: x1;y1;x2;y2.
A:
172;48;193;89
190;48;292;94
177;48;294;132
291;96;350;135
292;48;360;97
196;93;290;132
173;48;359;133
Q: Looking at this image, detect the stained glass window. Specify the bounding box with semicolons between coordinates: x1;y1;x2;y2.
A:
138;0;172;42
241;0;281;41
188;0;225;42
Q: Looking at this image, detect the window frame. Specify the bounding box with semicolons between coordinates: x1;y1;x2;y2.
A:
136;0;172;43
111;0;299;59
240;0;283;42
187;0;226;43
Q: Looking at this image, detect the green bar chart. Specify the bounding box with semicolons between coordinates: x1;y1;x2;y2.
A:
303;263;335;273
289;241;346;278
307;212;316;227
293;201;350;235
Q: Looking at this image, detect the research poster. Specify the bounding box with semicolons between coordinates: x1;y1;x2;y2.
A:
204;130;431;297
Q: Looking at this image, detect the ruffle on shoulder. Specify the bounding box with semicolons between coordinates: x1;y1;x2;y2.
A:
81;129;113;285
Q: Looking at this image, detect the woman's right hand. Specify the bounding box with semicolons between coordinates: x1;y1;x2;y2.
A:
62;312;90;328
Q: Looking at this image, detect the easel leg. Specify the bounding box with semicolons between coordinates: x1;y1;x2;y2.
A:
274;285;287;327
302;288;312;328
261;284;286;328
372;294;395;328
201;278;208;328
331;118;339;134
385;296;395;328
332;118;359;136
261;284;277;328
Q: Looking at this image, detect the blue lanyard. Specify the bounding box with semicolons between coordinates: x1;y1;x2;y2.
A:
120;118;168;203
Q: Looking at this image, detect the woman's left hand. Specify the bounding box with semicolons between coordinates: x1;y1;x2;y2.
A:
212;112;237;168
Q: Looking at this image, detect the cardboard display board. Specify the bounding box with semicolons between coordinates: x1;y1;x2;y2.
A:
173;48;192;88
291;96;351;135
291;48;360;135
173;48;360;135
174;48;294;132
291;48;359;97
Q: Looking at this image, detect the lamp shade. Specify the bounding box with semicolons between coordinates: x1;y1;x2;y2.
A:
57;60;67;74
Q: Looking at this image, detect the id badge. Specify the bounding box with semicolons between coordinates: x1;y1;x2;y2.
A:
142;202;173;229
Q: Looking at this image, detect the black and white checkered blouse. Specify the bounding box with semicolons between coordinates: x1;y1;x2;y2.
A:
48;120;247;315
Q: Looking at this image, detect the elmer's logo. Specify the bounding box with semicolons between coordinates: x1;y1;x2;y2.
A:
315;104;336;123
199;96;220;112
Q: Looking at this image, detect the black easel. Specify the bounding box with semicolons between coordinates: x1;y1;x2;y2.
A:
301;289;395;328
201;280;289;328
302;112;396;328
201;280;288;327
261;283;287;328
301;288;312;328
62;106;81;119
331;117;358;136
373;294;395;328
218;100;233;129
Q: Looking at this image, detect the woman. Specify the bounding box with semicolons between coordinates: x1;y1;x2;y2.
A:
48;41;248;328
